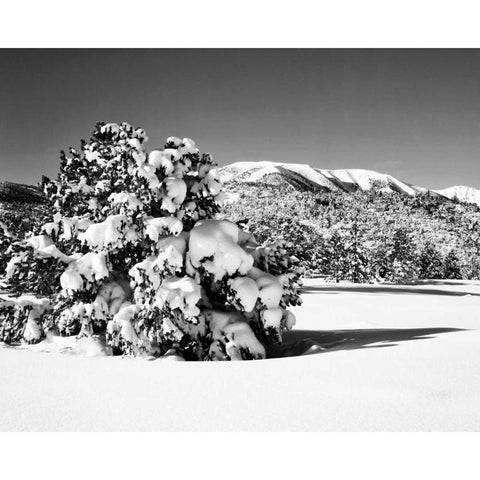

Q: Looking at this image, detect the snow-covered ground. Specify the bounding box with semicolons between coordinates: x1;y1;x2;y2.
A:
1;278;479;431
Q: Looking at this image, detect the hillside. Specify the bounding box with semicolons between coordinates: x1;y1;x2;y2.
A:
0;181;45;205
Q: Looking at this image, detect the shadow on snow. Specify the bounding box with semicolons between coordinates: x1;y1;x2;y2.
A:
301;285;480;297
266;327;465;359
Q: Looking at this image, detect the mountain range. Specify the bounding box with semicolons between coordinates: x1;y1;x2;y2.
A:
1;162;480;208
219;161;480;207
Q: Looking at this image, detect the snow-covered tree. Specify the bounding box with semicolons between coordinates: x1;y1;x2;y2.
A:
442;249;462;279
0;122;301;360
386;228;419;282
418;241;443;279
342;222;371;283
325;230;348;283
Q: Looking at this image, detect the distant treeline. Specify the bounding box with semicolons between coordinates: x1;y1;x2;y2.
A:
3;182;480;284
223;183;480;283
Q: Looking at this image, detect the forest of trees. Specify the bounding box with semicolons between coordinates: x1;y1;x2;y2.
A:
3;173;480;285
222;181;480;283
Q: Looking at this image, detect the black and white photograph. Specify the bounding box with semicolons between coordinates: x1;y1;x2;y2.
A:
0;2;479;478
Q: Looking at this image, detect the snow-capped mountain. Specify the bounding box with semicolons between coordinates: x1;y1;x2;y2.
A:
219;161;430;196
434;185;480;207
219;161;480;207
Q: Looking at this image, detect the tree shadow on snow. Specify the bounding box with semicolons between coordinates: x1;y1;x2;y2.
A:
266;327;465;359
401;280;474;287
301;285;480;297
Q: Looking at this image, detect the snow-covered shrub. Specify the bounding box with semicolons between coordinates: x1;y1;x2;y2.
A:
0;122;301;360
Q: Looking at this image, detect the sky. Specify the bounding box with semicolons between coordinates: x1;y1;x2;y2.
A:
1;49;480;189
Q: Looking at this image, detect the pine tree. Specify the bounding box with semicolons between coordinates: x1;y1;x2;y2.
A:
343;222;371;283
326;230;347;282
418;241;443;279
442;249;462;279
370;234;392;281
0;122;301;360
386;228;419;282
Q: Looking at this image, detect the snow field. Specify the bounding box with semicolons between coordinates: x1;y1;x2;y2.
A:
1;279;479;431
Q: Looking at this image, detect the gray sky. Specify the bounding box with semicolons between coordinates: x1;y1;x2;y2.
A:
1;49;480;189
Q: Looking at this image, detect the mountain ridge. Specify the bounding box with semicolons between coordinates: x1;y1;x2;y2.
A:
219;161;480;207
